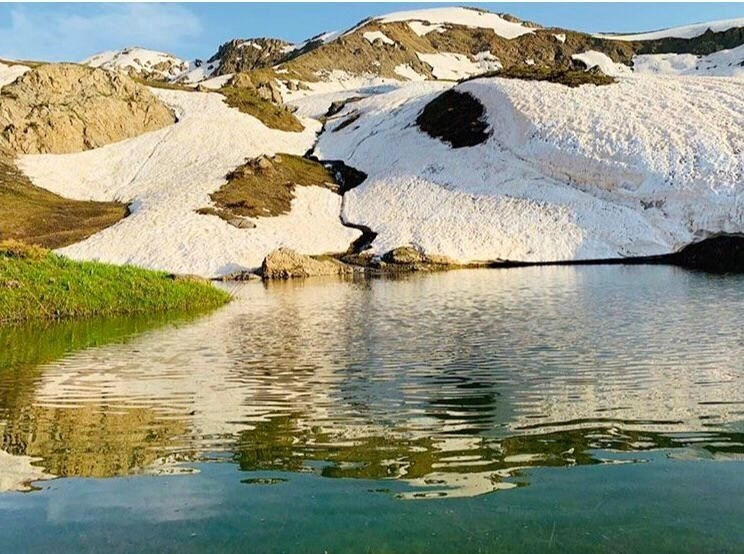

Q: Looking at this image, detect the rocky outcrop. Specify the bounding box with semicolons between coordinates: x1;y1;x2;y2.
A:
208;38;293;75
0;63;175;154
228;72;284;104
261;248;355;279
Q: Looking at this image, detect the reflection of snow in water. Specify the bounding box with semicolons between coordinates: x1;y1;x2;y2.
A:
0;450;54;492
9;266;744;497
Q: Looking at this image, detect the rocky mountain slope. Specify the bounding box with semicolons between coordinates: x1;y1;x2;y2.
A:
0;64;175;154
6;6;744;276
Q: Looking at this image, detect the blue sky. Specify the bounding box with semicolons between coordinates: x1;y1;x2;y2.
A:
0;3;742;62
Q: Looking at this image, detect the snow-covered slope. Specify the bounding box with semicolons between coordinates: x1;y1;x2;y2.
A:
19;90;359;277
633;44;744;77
315;76;744;263
595;17;744;41
83;48;189;80
377;7;536;39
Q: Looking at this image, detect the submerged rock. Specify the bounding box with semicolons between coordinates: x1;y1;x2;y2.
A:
261;247;355;279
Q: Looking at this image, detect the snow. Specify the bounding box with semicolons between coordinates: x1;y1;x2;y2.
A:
416;52;481;80
394;64;426;81
0;450;54;492
595;17;744;41
407;21;445;36
572;51;632;77
377;7;535;39
177;59;220;84
314;75;744;263
280;70;399;118
474;51;502;72
19;89;359;277
633;45;744;78
0;60;29;88
363;31;395;46
83;47;188;79
554;33;567;43
239;41;263;50
197;73;233;90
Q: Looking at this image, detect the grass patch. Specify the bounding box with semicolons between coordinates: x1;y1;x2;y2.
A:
417;89;490;148
464;65;616;87
220;86;304;132
199;154;338;222
132;76;195;92
0;242;230;324
0;156;128;249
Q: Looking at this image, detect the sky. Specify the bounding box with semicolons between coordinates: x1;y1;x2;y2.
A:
0;2;742;62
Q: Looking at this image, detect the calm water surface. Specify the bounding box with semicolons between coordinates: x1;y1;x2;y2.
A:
1;266;743;552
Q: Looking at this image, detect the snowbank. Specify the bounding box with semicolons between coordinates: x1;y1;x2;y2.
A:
0;60;29;88
315;75;744;263
633;44;744;77
595;17;744;41
416;53;481;80
19;89;359;277
407;21;446;36
572;51;632;77
394;64;427;81
378;7;535;39
363;31;395;46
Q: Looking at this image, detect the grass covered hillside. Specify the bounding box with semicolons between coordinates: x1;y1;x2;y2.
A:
0;155;128;249
0;241;230;324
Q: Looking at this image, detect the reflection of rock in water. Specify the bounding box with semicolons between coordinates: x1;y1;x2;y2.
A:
1;267;744;496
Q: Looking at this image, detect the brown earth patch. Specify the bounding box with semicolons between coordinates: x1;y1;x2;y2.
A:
197;154;339;225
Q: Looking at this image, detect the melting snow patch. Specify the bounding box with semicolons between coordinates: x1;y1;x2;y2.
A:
394;64;427;81
363;31;396;46
572;51;631;77
474;51;503;72
83;48;189;79
0;60;29;88
633;45;744;78
378;7;535;39
554;33;567;43
407;21;446;36
416;52;481;80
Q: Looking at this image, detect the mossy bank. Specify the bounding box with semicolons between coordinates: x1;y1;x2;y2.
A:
0;241;231;324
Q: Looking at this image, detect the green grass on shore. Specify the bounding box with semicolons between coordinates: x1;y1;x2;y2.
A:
0;241;230;324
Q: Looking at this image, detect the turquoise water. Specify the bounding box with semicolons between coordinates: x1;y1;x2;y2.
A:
1;266;743;552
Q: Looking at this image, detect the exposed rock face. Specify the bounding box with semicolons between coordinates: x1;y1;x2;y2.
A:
208;38;293;75
261;248;355;279
0;64;175;154
229;72;284;104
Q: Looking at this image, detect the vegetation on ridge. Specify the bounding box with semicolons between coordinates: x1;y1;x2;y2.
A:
462;65;616;87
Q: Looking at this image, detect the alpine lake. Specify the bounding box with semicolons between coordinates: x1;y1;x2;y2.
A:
1;265;743;552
